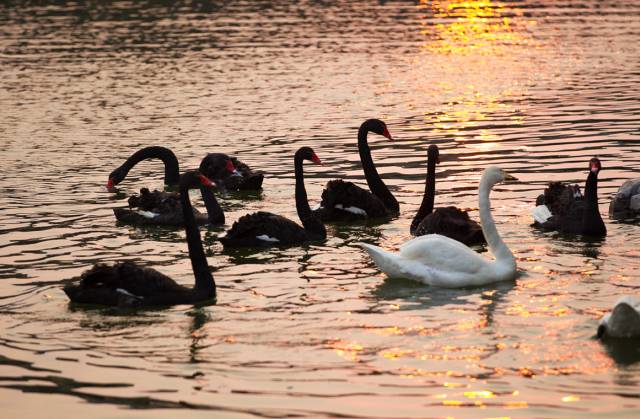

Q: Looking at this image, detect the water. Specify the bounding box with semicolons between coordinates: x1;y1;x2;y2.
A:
1;0;640;417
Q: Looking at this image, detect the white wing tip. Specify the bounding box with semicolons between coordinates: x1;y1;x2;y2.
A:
136;210;159;219
256;234;280;243
335;204;367;216
530;205;552;224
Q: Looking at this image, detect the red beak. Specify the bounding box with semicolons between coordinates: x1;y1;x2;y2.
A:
382;127;393;140
198;173;215;187
311;153;322;165
107;178;114;189
226;160;236;173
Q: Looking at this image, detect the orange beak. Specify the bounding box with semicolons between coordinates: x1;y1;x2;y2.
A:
383;127;393;140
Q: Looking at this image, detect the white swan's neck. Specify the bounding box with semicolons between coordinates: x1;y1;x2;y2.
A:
479;176;515;266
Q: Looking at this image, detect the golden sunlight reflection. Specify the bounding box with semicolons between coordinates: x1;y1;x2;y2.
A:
407;0;540;155
326;339;364;361
418;0;536;55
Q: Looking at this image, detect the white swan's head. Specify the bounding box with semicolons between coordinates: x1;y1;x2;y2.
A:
482;166;518;187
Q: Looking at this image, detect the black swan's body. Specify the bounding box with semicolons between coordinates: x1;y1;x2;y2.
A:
64;172;217;307
531;157;606;236
410;145;485;245
314;119;398;221
107;146;231;226
220;147;326;247
200;153;264;191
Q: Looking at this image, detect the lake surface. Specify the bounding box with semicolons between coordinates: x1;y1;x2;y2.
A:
1;1;640;417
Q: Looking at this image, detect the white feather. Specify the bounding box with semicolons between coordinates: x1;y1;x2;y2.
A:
311;203;323;211
530;204;552;224
335;204;367;216
116;288;142;299
256;234;280;243
359;167;517;288
136;210;159;219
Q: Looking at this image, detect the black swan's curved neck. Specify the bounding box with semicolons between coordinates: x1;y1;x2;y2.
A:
200;186;224;224
411;150;437;234
295;154;326;238
120;147;180;186
582;171;606;235
358;126;399;212
180;177;216;297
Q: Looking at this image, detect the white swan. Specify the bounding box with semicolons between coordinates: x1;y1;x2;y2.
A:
360;166;517;288
609;178;640;220
597;296;640;339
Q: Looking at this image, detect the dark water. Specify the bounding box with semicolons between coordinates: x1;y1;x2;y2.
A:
1;1;640;417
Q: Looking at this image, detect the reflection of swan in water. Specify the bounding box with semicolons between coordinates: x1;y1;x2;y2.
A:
188;308;210;364
360;167;518;288
372;277;514;315
598;296;640;339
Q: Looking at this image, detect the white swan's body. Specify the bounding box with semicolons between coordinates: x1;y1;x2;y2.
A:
598;296;640;339
609;178;640;219
360;167;517;288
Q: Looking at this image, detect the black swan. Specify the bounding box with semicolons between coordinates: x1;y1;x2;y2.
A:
64;171;217;307
220;147;325;247
200;153;264;191
107;146;233;226
314;119;398;221
609;178;640;220
410;144;485;245
531;157;606;236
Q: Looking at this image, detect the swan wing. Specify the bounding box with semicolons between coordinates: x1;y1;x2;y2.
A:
360;242;491;288
397;235;490;274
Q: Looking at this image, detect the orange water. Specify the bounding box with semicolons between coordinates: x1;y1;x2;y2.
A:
1;1;640;417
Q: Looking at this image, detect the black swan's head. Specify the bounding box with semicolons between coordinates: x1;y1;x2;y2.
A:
589;157;602;174
428;144;440;164
296;146;322;165
362;119;392;140
180;170;216;190
199;153;237;183
107;167;127;189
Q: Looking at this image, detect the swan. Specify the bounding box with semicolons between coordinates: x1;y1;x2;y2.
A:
64;171;217;307
411;144;485;245
597;296;640;339
107;146;234;226
360;167;517;288
530;157;606;236
609;178;640;220
314;119;398;221
220;147;326;247
200;153;264;191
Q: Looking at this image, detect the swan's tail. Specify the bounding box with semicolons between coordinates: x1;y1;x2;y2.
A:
359;243;408;279
530;204;552;224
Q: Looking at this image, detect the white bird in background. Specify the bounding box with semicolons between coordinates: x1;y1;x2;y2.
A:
598;296;640;339
360;166;518;288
